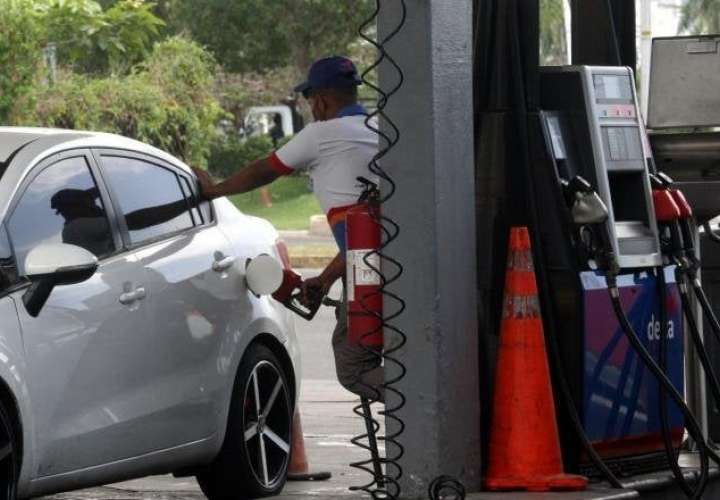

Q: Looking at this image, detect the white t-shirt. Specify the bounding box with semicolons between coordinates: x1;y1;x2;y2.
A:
270;115;380;216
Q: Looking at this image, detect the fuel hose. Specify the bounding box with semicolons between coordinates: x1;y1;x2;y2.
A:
349;1;409;498
657;266;699;498
506;0;624;487
607;272;709;499
677;267;720;419
692;277;720;347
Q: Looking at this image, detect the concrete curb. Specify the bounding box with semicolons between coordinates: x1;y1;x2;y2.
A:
289;255;333;269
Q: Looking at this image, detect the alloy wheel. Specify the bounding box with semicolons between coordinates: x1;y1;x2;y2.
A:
242;360;291;489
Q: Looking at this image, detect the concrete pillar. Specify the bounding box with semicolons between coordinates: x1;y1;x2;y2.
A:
378;1;481;497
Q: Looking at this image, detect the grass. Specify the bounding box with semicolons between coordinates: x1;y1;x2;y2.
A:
229;176;322;230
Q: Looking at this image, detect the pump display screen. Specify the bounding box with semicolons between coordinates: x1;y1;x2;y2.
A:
593;74;633;102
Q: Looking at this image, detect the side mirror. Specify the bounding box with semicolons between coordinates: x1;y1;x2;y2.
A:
245;254;284;296
22;243;98;317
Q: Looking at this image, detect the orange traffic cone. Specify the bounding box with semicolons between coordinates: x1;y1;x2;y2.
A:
484;227;588;492
287;408;331;481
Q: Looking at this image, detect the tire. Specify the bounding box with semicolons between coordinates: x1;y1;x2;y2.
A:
0;401;18;500
198;343;293;500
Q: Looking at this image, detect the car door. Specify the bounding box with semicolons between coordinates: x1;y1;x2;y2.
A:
5;150;158;478
97;151;243;444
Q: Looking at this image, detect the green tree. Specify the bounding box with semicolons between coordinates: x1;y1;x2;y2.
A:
36;0;164;74
540;0;568;66
680;0;720;34
0;0;44;123
168;0;374;75
23;37;225;166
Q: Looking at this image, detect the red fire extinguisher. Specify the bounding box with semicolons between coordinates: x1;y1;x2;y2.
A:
346;179;383;347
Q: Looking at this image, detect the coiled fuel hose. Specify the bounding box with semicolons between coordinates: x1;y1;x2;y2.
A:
428;475;466;500
349;1;408;498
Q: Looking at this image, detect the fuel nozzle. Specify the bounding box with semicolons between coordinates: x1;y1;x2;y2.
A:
356;176;380;204
651;173;697;267
272;269;325;321
562;176;609;225
561;176;617;273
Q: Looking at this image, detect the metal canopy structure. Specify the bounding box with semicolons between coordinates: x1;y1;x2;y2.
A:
376;0;639;496
572;0;637;69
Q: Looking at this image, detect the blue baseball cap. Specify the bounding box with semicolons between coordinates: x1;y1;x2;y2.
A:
294;56;362;97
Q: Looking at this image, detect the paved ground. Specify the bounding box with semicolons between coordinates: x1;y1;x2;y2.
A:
39;272;376;500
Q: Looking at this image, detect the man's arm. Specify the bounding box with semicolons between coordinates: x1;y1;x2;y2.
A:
193;157;281;199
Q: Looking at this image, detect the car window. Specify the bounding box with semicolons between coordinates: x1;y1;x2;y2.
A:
101;156;194;246
0;226;18;291
179;176;203;225
8;156;114;275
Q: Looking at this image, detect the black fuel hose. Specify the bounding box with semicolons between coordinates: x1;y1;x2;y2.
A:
692;278;720;347
506;1;624;487
657;267;699;498
678;268;720;415
678;220;720;347
607;274;709;499
428;475;465;500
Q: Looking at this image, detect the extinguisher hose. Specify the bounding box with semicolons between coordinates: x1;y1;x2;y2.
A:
656;267;699;499
349;2;408;498
607;274;710;499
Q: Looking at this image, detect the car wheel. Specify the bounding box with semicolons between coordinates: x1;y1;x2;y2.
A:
0;401;18;500
198;343;293;499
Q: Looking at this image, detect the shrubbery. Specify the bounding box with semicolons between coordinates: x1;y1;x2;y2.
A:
207;135;274;178
36;0;164;74
18;37;225;167
0;1;44;122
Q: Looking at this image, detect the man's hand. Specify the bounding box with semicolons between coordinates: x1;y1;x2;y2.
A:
300;253;345;308
190;158;281;200
300;276;331;307
191;167;216;199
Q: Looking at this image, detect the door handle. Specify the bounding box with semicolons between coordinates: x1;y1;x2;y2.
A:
212;255;235;273
119;287;146;305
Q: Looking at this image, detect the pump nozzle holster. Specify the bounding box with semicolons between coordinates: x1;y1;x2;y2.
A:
562;176;609;225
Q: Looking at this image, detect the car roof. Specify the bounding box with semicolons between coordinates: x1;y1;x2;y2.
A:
0;127;78;164
0;126;192;220
0;126;188;164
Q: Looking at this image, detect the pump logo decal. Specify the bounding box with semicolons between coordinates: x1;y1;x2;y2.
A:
646;314;675;341
581;270;684;446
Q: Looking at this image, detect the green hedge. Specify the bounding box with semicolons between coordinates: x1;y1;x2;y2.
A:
19;37;224;167
0;1;44;123
208;135;274;178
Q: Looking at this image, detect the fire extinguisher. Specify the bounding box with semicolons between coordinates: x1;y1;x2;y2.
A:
346;177;383;347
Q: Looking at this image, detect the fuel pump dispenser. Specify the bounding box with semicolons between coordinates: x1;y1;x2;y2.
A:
531;66;689;476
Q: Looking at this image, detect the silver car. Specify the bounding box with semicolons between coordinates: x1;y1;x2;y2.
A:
0;127;300;499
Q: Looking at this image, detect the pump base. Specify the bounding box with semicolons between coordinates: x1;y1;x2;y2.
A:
477;453;720;498
484;473;588;492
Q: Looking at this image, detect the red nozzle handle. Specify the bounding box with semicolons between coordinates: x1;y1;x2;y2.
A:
669;189;693;219
653;189;681;222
